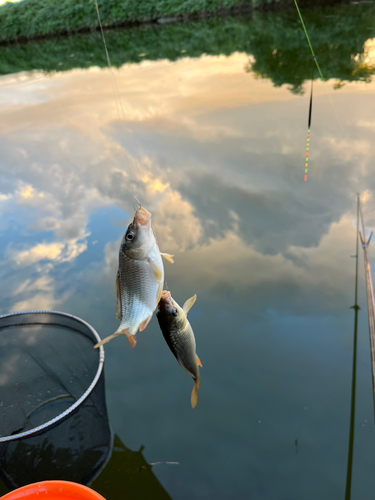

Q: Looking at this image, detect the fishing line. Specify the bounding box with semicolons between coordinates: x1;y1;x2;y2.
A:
293;0;324;80
135;158;142;185
304;61;314;182
293;0;345;180
94;0;142;185
94;0;122;120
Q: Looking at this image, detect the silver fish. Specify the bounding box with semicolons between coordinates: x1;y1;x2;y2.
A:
95;206;173;349
157;290;202;408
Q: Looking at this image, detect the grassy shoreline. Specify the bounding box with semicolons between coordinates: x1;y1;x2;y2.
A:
0;0;349;45
1;3;373;91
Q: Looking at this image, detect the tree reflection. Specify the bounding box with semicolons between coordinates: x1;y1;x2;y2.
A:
0;3;374;92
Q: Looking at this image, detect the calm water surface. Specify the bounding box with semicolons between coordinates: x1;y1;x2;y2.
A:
1;5;375;499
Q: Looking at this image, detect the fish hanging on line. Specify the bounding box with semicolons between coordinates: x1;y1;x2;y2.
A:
94;205;174;349
157;291;202;408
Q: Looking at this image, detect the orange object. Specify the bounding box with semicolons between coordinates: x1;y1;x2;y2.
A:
1;480;106;500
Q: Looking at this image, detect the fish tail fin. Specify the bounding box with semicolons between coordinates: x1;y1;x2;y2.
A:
191;378;200;409
94;327;130;349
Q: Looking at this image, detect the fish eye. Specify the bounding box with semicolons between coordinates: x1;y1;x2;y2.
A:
126;232;135;241
172;309;178;317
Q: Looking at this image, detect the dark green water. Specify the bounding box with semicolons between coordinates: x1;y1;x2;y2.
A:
1;2;375;499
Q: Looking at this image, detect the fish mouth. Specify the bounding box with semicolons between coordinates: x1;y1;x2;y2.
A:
158;290;174;312
134;206;151;227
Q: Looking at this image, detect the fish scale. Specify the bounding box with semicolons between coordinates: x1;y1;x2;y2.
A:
94;205;167;349
117;252;161;335
167;325;197;379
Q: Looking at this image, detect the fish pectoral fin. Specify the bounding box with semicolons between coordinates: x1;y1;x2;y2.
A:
115;271;122;320
139;314;153;332
196;355;202;367
147;257;163;281
161;253;174;264
127;334;137;348
191;379;200;409
183;294;197;315
94;327;129;349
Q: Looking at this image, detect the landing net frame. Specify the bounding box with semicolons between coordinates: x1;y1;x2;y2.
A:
0;310;105;443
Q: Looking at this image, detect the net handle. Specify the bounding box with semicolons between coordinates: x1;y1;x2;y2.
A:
0;310;105;443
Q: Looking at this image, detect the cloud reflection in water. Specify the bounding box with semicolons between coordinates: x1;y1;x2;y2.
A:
1;52;375;499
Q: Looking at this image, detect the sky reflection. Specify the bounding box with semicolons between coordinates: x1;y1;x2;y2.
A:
1;51;375;499
1;54;375;312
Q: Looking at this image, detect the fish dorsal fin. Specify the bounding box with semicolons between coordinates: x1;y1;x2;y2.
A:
196;355;202;367
115;271;122;320
161;252;174;264
183;294;197;315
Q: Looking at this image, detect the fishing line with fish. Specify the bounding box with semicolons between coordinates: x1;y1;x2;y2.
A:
93;1;203;407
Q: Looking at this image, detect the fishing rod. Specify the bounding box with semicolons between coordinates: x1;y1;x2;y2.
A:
344;194;360;500
345;195;375;499
358;197;375;415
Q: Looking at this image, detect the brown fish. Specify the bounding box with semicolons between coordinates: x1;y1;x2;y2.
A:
157;291;201;408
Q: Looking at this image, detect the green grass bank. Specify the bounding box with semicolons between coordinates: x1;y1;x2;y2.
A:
0;0;349;43
1;3;374;92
